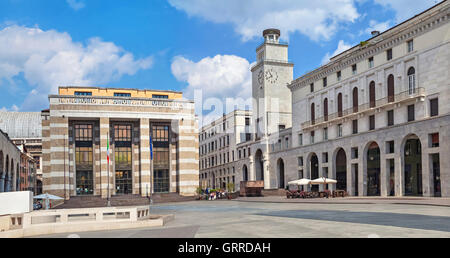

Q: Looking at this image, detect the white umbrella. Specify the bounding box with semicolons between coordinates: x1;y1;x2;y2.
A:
311;177;337;185
288;178;312;185
34;193;64;210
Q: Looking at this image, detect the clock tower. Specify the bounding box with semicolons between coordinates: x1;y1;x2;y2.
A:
251;28;293;138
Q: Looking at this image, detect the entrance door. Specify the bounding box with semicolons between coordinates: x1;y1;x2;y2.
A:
432;154;441;197
115;170;132;195
367;143;380;196
154;169;170;193
404;138;422;196
311;154;319;192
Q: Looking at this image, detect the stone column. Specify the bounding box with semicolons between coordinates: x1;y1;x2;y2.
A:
394;139;403;196
263;155;270;189
177;117;199;196
440;129;450;197
249;156;255;181
0;171;4;192
380;151;388;197
346;148;354;196
359;155;365;197
139;118;151;197
49;116;69;198
420;132;432;197
100;117;110;198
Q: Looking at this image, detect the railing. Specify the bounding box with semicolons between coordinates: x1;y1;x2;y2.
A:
302;87;425;128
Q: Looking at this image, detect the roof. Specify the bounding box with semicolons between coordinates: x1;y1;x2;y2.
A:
0;112;42;138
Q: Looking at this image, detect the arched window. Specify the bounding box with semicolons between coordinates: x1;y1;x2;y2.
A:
369;81;376;108
388;74;395;102
337;93;343;117
323;98;328;121
408;67;416;94
311;103;316;125
352;87;358;113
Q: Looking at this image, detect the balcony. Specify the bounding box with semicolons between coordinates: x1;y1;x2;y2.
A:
301;87;425;129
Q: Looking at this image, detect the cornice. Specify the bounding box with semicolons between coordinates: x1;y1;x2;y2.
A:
288;4;450;91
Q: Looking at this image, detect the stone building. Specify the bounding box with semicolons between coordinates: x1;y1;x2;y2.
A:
0;129;21;193
17;144;37;193
236;1;450;197
0;111;43;194
199;110;252;189
42;86;199;200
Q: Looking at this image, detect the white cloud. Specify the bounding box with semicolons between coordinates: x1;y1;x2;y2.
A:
171;55;253;126
66;0;85;11
171;55;252;100
0;105;19;112
321;40;353;65
168;0;360;42
0;25;153;111
364;20;392;35
374;0;443;23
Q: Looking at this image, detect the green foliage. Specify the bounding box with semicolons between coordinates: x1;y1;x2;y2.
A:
227;183;235;192
195;187;202;195
360;41;368;47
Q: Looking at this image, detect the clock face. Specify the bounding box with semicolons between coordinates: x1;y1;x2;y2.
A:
264;69;278;84
257;70;264;87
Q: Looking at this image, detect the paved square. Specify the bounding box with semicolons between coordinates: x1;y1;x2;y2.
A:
35;198;450;238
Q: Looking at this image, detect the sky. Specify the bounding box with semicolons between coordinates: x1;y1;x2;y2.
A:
0;0;443;116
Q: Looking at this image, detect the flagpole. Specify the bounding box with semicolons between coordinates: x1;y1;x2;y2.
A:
150;134;153;206
107;131;111;207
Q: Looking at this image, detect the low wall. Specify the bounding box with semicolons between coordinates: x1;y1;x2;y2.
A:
0;191;33;215
0;205;171;238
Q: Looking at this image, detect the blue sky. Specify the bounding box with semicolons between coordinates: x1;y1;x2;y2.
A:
0;0;442;113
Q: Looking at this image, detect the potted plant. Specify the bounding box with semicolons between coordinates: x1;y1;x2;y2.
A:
195;187;203;200
226;183;235;200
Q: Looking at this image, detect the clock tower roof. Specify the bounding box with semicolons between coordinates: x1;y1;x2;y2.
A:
263;28;281;37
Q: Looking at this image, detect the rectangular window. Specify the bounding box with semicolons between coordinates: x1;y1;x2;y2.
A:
298;157;304;167
352;120;358;134
430;98;439;117
152;94;169;99
115;124;132;142
75;147;93;166
245;117;250;126
387;141;395;154
310;131;315;144
114;92;131;97
337;71;342;81
407;39;414;52
310;83;314;93
245;133;252;142
299;134;303;146
368;57;374;68
337;124;343;137
352;64;357;75
387;110;394;126
323;77;327;87
408;104;415;122
387;49;393;60
278;124;286;131
75;124;93;141
351;147;358;159
323;127;328;141
430;133;439;148
369;115;375;130
74;91;92;96
322;152;328;163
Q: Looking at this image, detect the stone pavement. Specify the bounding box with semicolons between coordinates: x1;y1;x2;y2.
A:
236;196;450;207
34;196;450;238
